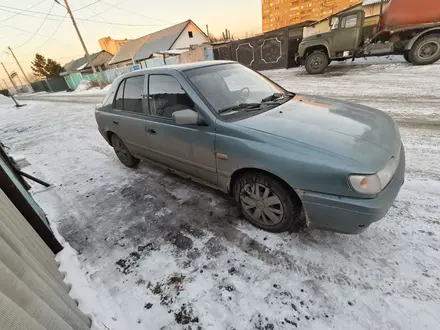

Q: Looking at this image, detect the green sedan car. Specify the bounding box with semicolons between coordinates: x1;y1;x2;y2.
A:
95;61;405;234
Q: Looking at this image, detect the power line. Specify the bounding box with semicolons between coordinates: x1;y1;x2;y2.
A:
83;2;126;35
73;0;101;12
21;12;69;57
81;0;131;19
0;0;46;24
0;4;167;26
1;23;76;50
13;1;56;49
98;0;175;25
2;53;86;64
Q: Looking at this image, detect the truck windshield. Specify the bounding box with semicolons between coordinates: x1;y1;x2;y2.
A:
184;63;287;115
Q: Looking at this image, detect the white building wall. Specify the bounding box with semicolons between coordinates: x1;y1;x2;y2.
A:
171;22;209;49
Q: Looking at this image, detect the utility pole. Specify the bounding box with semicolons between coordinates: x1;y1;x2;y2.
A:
62;0;103;88
8;46;34;92
1;62;18;91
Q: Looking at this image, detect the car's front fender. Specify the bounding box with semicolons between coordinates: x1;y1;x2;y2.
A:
214;121;360;198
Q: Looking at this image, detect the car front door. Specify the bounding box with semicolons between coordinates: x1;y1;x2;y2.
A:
111;75;151;158
331;12;363;54
144;73;217;184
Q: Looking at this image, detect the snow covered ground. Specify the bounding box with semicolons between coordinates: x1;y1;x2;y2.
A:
1;59;440;330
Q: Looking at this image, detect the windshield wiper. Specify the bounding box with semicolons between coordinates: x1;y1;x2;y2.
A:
261;92;295;103
218;103;262;114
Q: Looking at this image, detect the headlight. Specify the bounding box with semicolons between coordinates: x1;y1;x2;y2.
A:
349;149;400;195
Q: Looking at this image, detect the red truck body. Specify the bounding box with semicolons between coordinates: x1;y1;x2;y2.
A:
381;0;440;31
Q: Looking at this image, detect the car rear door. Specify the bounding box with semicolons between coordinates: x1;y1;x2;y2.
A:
144;72;217;185
110;75;151;158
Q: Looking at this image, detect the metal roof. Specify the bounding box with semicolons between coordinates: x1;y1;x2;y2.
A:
362;0;390;5
63;56;87;72
133;20;191;62
62;51;112;75
108;35;151;65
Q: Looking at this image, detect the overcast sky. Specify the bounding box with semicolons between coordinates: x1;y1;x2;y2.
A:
0;0;262;85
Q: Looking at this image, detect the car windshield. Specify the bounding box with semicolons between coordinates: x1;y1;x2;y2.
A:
185;63;289;116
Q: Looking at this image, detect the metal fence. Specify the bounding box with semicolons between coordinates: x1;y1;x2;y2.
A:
213;23;307;70
64;67;132;90
30;77;69;93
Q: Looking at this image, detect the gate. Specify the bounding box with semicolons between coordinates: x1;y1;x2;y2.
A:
215;23;309;70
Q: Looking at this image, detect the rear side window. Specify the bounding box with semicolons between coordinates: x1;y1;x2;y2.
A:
148;75;195;119
124;76;145;113
113;76;145;113
114;80;125;109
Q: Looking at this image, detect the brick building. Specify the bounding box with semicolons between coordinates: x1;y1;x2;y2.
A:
98;37;130;55
262;0;363;32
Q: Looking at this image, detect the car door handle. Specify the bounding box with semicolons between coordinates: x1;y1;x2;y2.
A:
147;128;157;135
112;121;119;125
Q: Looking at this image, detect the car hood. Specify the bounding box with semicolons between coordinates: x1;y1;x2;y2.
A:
234;95;401;171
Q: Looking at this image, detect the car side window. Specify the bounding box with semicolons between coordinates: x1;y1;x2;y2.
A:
148;75;195;119
114;80;125;109
341;14;357;28
113;76;145;113
123;76;145;113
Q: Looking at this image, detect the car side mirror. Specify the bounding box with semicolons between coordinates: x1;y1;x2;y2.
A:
172;109;199;125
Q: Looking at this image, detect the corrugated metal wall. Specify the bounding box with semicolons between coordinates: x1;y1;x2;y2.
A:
0;188;92;330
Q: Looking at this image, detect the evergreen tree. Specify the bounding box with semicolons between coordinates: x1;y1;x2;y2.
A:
45;58;64;78
31;54;47;78
31;54;64;79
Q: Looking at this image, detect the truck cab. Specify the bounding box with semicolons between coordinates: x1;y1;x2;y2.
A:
298;9;365;74
298;1;440;74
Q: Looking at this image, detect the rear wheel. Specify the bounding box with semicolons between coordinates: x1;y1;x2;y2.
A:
233;171;303;233
111;134;140;168
305;51;329;74
409;34;440;65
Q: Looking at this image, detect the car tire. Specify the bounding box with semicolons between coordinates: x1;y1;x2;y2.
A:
409;34;440;65
233;171;303;233
403;51;411;63
110;134;140;168
305;51;329;74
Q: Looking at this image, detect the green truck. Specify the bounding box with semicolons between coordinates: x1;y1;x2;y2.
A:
297;0;440;74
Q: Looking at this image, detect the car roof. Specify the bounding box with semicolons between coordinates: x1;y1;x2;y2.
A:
118;60;235;79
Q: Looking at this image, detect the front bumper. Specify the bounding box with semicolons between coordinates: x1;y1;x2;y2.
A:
300;147;406;234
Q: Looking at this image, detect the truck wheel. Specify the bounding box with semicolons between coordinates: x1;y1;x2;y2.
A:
409;34;440;65
403;51;411;63
305;51;329;74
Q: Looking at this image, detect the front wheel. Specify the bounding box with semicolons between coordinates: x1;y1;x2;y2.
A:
409;34;440;65
233;172;303;233
111;134;140;168
305;51;329;74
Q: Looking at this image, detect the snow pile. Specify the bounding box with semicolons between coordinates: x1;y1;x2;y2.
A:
75;80;93;92
0;94;13;105
57;243;127;330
